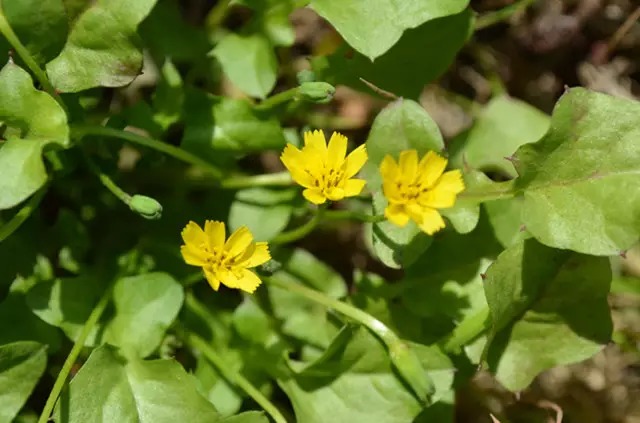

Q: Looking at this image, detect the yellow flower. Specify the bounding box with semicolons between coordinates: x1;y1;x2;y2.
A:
280;130;368;204
380;150;465;235
180;221;271;293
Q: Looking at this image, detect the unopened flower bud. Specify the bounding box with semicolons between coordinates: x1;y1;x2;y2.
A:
129;195;162;220
298;82;335;104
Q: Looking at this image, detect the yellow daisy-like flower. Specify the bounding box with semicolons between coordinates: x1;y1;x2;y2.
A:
180;221;271;293
280;130;368;204
380;150;465;235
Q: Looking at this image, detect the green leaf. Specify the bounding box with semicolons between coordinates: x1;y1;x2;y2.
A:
449;95;550;179
310;0;469;60
315;9;473;98
440;170;497;234
219;411;269;423
0;292;62;352
194;355;243;417
152;59;184;130
229;188;295;242
181;89;286;162
0;0;67;64
26;276;105;345
484;197;527;248
211;34;278;99
363;99;444;268
0;62;69;210
484;238;612;391
0;342;47;423
104;272;184;358
46;0;157;92
278;248;347;298
54;344;220;422
514;88;640;255
278;325;424;423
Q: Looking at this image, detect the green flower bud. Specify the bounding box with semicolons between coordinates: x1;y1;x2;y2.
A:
129;195;163;220
388;341;435;405
296;69;316;84
298;82;335;104
259;259;281;275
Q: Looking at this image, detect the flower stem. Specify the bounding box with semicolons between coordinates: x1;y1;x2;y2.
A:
83;152;132;205
323;210;385;223
0;6;65;111
475;0;537;30
270;206;325;245
38;280;115;423
266;275;434;404
0;184;48;242
255;87;299;111
72;125;224;180
438;307;491;353
459;180;516;202
180;294;287;423
221;171;293;189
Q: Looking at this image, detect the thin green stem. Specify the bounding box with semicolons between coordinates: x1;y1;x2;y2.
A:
475;0;537;30
38;280;115;423
221;171;293;189
324;210;385;223
459;180;517;202
255;87;299;111
271;206;325;245
0;184;48;242
72;125;223;180
0;6;66;111
266;275;434;403
83;152;131;205
438;307;491;353
180;294;287;423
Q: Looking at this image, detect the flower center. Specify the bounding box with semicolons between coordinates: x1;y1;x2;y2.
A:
396;180;429;201
201;245;236;273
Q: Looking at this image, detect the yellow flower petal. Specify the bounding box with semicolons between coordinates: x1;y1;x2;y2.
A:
380;155;398;180
382;180;402;202
344;179;366;196
205;220;225;249
420;189;457;209
181;221;206;246
406;203;425;223
204;269;221;291
281;144;316;188
304;129;327;153
417;208;446;235
385;203;410;226
344;144;367;178
303;188;327;204
326;187;345;201
327;132;348;168
398;150;418;180
436;170;465;194
237;242;271;268
180;245;208;266
235;269;263;293
418;151;447;188
225;226;253;257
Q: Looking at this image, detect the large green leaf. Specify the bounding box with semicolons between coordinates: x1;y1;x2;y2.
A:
0;292;62;352
279;326;424;423
229;188;295;242
0;62;69;210
449;95;550;178
104;273;184;358
514;88;640;255
0;0;67;64
53;345;220;422
211;34;278;99
46;0;157;92
315;9;473;99
363;99;444;268
310;0;469;60
484;238;612;391
0;342;47;423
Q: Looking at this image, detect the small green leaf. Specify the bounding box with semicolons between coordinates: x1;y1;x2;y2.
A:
0;62;69;210
229;188;295;242
514;88;640;255
449;95;550;178
484;238;612;391
54;345;220;422
0;342;47;423
152;59;184;130
211;34;278;99
46;0;157;92
104;272;184;358
194;355;243;417
315;9;473;98
310;0;469;60
363;99;444;268
278;248;347;298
